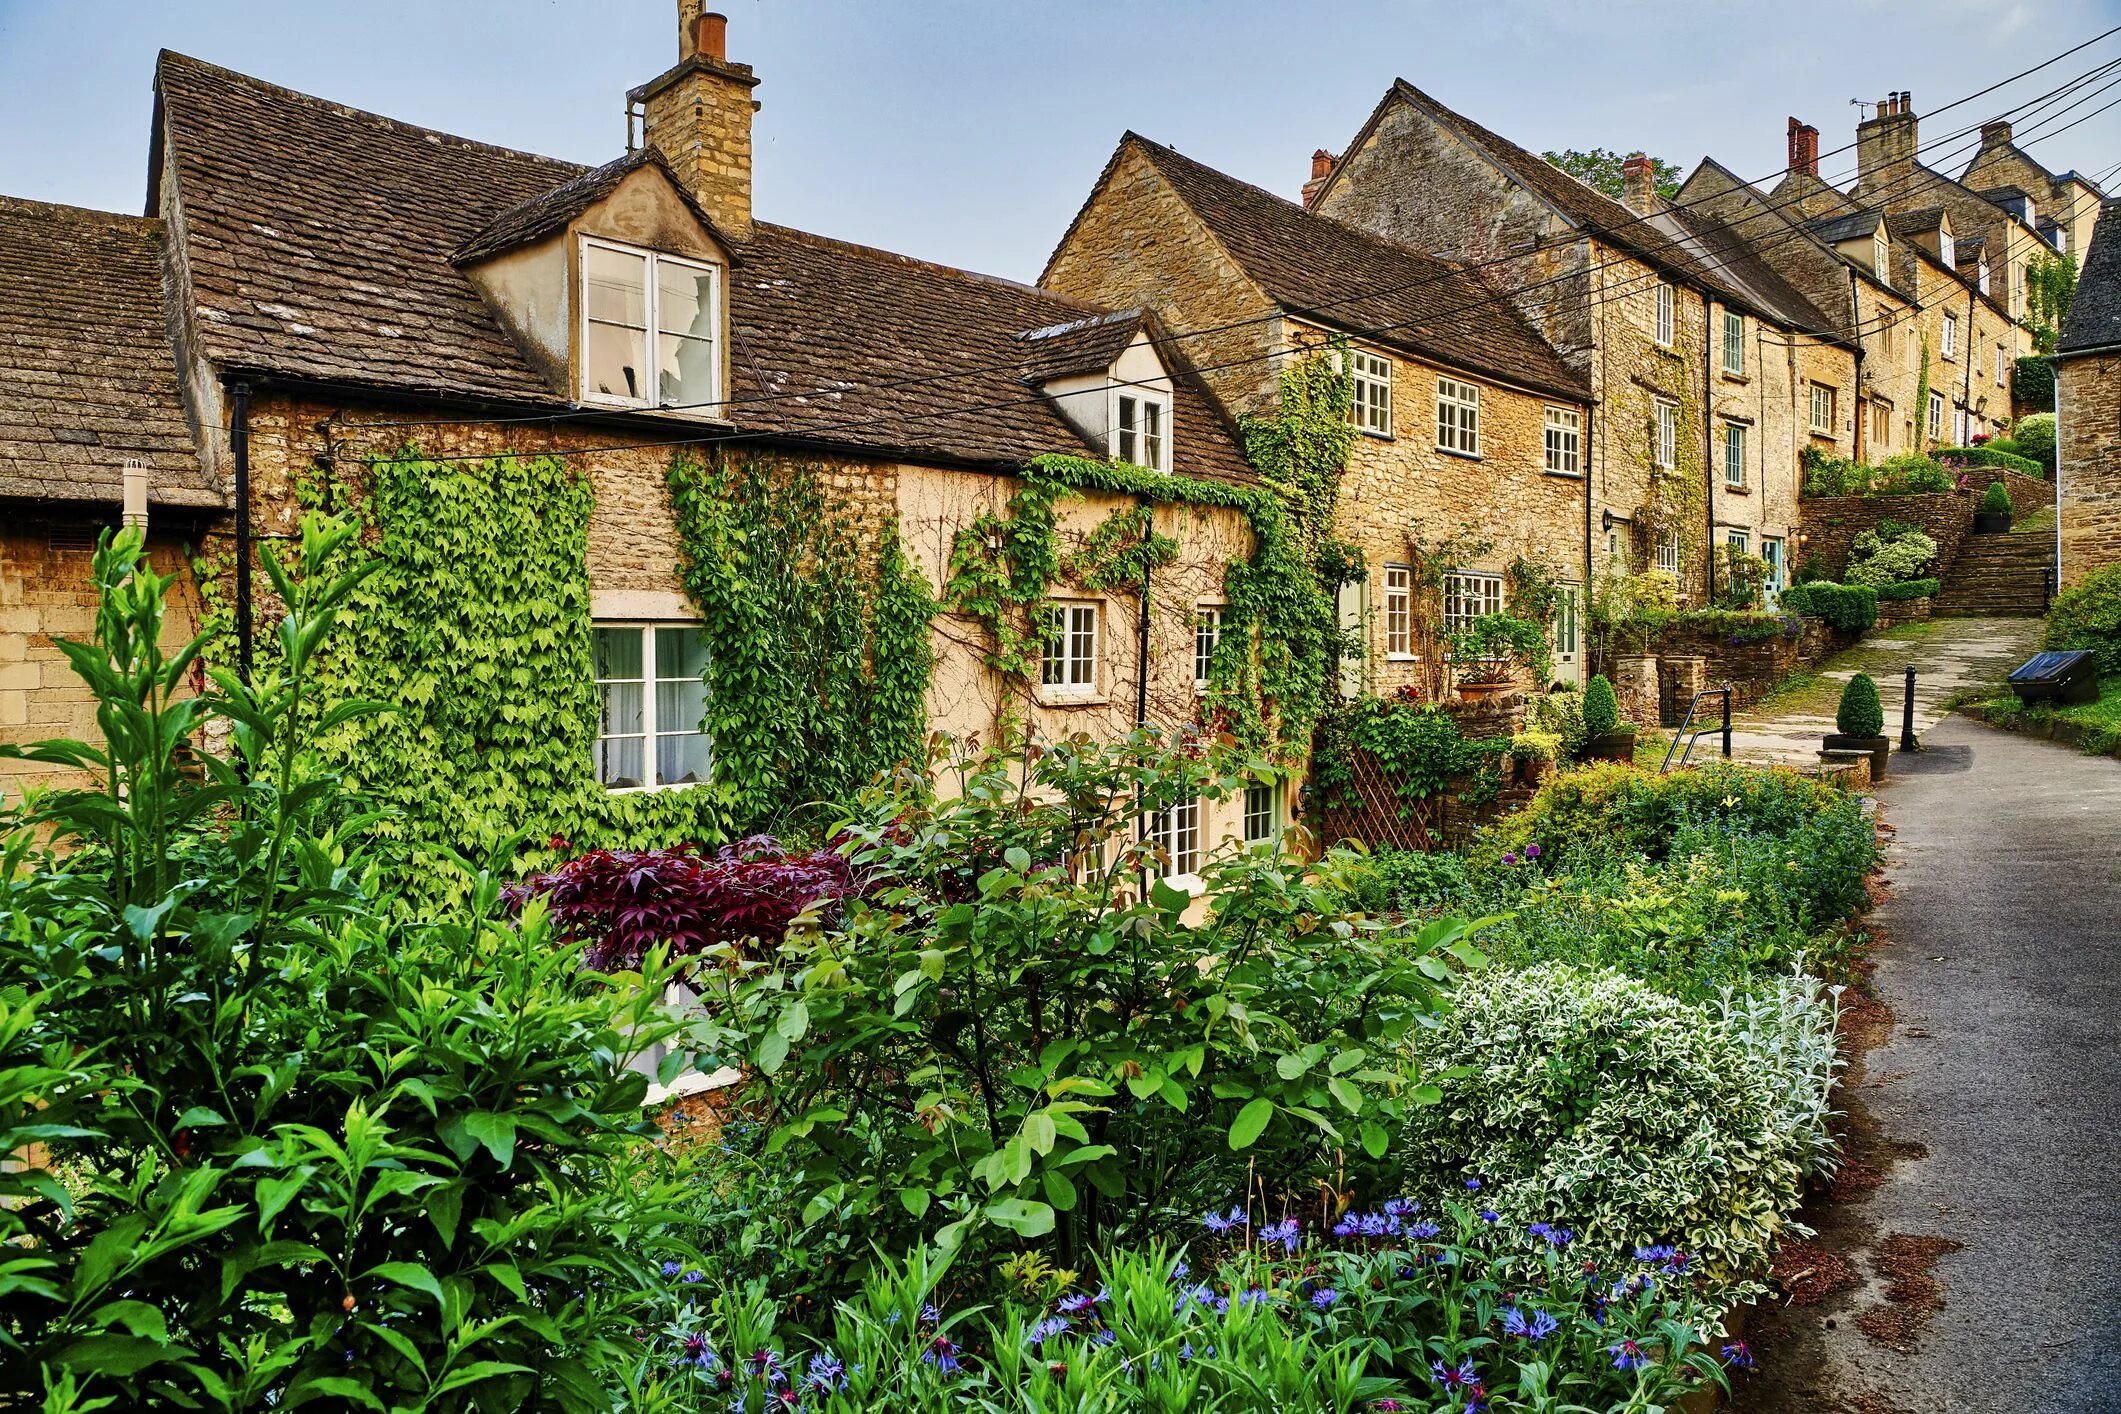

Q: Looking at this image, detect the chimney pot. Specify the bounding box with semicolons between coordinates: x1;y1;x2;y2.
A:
1786;117;1819;178
1621;152;1657;216
1310;148;1334;181
1982;118;2013;148
694;11;727;62
121;458;148;529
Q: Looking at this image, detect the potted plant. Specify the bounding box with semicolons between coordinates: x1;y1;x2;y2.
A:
1578;673;1636;763
1446;612;1551;701
1824;671;1890;779
1973;480;2014;534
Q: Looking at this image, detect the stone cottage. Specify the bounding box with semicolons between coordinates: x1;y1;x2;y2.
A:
2057;198;2121;587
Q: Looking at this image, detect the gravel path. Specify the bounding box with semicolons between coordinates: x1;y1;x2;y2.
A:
1730;715;2121;1412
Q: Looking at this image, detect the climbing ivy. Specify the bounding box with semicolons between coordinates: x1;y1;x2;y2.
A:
1630;338;1704;594
1913;336;1932;451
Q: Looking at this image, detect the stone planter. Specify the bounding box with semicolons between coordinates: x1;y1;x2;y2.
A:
1973;510;2013;534
1456;678;1515;702
1582;728;1638;764
1823;731;1890;780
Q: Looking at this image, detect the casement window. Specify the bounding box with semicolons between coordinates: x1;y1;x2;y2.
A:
1544;406;1581;475
1383;563;1413;657
1243;780;1281;844
1655;282;1676;346
1872;230;1888;277
1938;229;1956;267
581;238;720;410
1114;393;1170;471
1654;531;1681;576
1941;312;1958;360
1977;261;1991;297
1193;605;1221;691
593;624;710;791
1145;795;1202;881
1808;383;1837;436
1996;344;2008;386
1040;601;1100;698
1443;570;1505;633
1927;390;1945;440
1435;376;1481;455
1727;528;1750;557
1722;421;1747;488
1871;400;1893;448
1348;349;1392;436
1653;398;1678;469
1721;309;1745;375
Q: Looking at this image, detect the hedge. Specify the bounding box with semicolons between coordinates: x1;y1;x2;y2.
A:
1780;581;1880;633
1873;578;1939;602
2013;355;2055;411
1936;445;2044;478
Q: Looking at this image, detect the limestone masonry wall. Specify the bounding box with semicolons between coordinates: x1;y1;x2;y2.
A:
2059;350;2121;588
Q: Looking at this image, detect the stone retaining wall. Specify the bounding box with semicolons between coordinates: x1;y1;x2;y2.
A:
1800;468;2052;582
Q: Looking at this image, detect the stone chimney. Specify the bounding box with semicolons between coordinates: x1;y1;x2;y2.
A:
632;4;759;238
1856;90;1918;194
1621;152;1657;216
1301;149;1335;208
1786;117;1820;178
1980;118;2014;150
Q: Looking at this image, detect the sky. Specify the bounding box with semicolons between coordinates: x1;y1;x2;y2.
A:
2;0;2119;284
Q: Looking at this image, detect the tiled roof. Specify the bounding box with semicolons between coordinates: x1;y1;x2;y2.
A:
1014;310;1145;383
1121;134;1590;401
1884;207;1949;241
2058;199;2121;355
1806;210;1885;245
0;197;217;507
151;52;1251;480
453;147;731;267
1654;205;1842;340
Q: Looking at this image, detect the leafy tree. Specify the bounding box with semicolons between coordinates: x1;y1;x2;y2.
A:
1542;148;1681;201
2025;250;2078;355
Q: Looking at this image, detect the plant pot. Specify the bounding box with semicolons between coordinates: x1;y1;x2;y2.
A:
1823;732;1890;780
1973;511;2012;534
1582;728;1638;764
1457;678;1514;701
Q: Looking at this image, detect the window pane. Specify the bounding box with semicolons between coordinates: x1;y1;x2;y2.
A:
599;679;643;736
587;321;645;401
587;245;648;326
656;626;709;682
657;261;715;338
595;627;644;681
655;677;705;737
656;729;712;786
658;332;717;407
597;734;645;789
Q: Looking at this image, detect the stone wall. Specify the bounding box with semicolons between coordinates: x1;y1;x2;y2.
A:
1638;617;1849;717
1799;466;2051;581
2058;348;2121;588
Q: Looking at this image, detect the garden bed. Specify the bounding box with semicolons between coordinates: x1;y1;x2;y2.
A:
1959;680;2121;758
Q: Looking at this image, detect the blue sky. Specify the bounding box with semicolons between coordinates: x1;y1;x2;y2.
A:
2;0;2118;282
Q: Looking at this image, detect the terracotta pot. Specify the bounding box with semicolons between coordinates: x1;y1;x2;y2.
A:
1823;732;1890;779
1457;678;1514;701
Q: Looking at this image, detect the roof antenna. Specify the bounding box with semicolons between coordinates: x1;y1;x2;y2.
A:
1850;98;1875;118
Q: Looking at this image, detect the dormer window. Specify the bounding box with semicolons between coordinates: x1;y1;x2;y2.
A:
1977;260;1990;296
1114;391;1170;470
1938;228;1955;268
1872;230;1888;277
581;237;721;412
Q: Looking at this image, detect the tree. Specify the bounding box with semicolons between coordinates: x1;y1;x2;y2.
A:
1543;148;1682;202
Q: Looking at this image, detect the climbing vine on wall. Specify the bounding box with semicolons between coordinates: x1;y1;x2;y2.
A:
1913;336;1932;450
1628;339;1704;594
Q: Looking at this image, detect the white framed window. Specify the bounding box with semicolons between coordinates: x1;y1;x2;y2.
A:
1114;393;1170;471
1348;349;1392;436
1654;531;1681;575
1193;605;1221;692
1977;261;1991;296
1436;376;1480;455
1544;406;1581;475
1938;228;1955;267
1996;344;2007;386
1809;383;1837;436
1953;406;1969;444
1243;780;1281;844
593;623;710;791
1443;570;1504;633
1655;282;1676;346
1941;312;1958;360
1145;795;1202;882
1383;563;1413;658
1721;309;1744;375
1727;528;1749;556
1653;398;1678;469
1040;601;1100;699
1927;390;1945;440
1722;421;1747;488
1872;230;1888;277
581;237;720;411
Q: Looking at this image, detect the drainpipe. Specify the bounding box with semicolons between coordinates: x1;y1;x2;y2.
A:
1582;399;1595;595
1849;270;1867;464
1963;285;1977;441
2054;364;2066;591
230;378;253;684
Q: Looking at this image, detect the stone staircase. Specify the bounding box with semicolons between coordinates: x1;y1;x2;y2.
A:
1933;533;2054;616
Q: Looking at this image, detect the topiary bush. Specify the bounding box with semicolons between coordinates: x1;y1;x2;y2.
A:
1398;962;1812;1289
2043;563;2121;675
2012;412;2057;472
1938;444;2043;477
2013;354;2055;410
1581;673;1620;738
1979;480;2014;515
1837;672;1885;738
1780;581;1878;633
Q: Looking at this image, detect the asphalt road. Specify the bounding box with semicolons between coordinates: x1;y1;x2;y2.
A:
1733;716;2121;1412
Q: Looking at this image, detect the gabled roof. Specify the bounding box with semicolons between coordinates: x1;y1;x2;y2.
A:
2058;199;2121;356
148;52;1250;480
1654;203;1844;340
1807;210;1885;245
452;147;733;267
1014;309;1145;383
1885;206;1951;241
1114;133;1590;401
0;197;218;508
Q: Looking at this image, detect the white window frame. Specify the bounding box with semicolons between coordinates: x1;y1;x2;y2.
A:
1938;228;1956;267
1977;261;1991;297
1145;795;1203;884
1113;392;1171;471
1544;406;1581;475
1809;383;1837;436
1722;420;1747;488
1435;376;1481;456
1040;600;1101;700
1726;528;1750;557
1941;312;1958;360
1872;230;1888;277
1655;282;1676;347
1193;605;1222;693
593;622;711;793
1654;531;1681;576
1653;398;1678;469
1721;309;1744;375
578;236;721;412
1383;563;1413;659
1242;779;1281;845
1442;570;1504;634
1927;390;1945;440
1996;344;2007;386
1348;349;1393;437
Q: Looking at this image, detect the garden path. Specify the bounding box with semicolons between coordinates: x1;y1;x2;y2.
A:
1716;617;2042;770
1729;715;2121;1412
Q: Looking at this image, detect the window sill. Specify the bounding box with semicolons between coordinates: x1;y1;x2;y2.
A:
602;780;705;796
1543;469;1586;481
1435;446;1483;462
1720;370;1750;384
1039;691;1109;708
1385;653;1418;663
575;396;735;424
1357;427;1395;441
1654;342;1681;357
1723;484;1751;496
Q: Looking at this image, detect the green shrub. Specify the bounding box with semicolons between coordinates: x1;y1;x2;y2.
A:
2012;355;2056;410
1874;453;1952;494
1938;444;2043;477
1874;577;1940;601
2044;563;2121;675
1846;524;1938;587
1581;674;1620;738
1781;581;1878;633
1526;686;1587;760
1399;963;1812;1288
1979;480;2014;515
1315;845;1471;914
1837;672;1885;737
2013;412;2057;471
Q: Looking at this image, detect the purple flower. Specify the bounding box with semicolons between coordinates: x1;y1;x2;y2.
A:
1029;1316;1071;1346
920;1303;941;1326
1405;1220;1442;1241
1502;853;1519;866
923;1334;962;1375
1525;843;1541;860
682;1269;705;1284
746;1350;782;1381
1430;1357;1483;1394
1382;1198;1416;1217
676;1332;717;1370
1056;1287;1107;1315
1203;1205;1246;1234
1332;1216;1358;1238
1237;1287;1269;1307
1310;1287;1340;1309
661;1260;684;1278
1260;1217;1302;1253
1722;1340;1755;1370
1502;1307;1559;1343
1609;1340;1649;1371
803;1351;847;1392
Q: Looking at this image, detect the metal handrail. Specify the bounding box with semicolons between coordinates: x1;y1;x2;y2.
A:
1659;684;1734;773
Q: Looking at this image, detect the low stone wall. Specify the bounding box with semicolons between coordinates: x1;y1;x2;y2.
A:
1600;618;1850;722
1799;468;2052;582
1875;595;1934;629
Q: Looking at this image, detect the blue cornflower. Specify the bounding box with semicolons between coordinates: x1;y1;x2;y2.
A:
1502;1307;1559;1343
682;1269;706;1284
675;1332;718;1370
920;1302;941;1326
1310;1287;1340;1309
1527;1223;1573;1249
661;1260;683;1278
1465;1177;1483;1190
1480;1209;1500;1223
1056;1289;1100;1316
1609;1340;1649;1371
1332;1215;1358;1238
1029;1316;1071;1346
1237;1286;1269;1307
1405;1220;1442;1241
1092;1328;1117;1347
1260;1217;1302;1253
1170;1259;1190;1281
804;1351;848;1392
1382;1197;1416;1217
1179;1341;1194;1361
1430;1357;1483;1395
1174;1282;1217;1312
923;1334;962;1375
729;1392;747;1414
1358;1213;1393;1238
746;1350;782;1381
1722;1340;1755;1370
1203;1205;1246;1234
